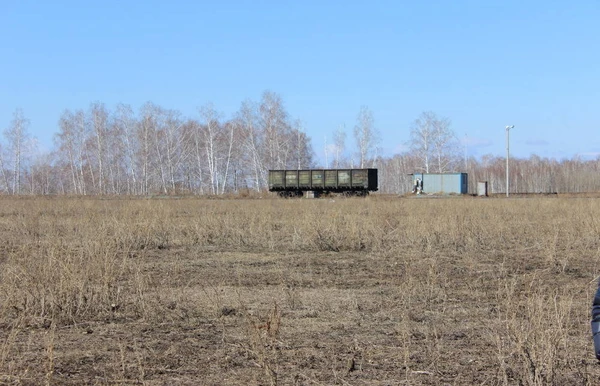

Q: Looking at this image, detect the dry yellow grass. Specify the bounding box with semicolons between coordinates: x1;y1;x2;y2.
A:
0;195;599;385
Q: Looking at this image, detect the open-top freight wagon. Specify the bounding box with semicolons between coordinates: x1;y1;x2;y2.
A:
268;169;378;197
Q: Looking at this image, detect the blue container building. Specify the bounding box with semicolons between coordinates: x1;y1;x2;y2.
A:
411;173;469;195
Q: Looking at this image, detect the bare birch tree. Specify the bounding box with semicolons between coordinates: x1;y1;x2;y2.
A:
4;109;31;194
353;106;379;168
409;111;435;173
138;102;161;195
291;120;313;169
74;110;89;194
54;109;90;194
236;100;263;191
114;104;139;194
0;142;10;193
56;110;79;193
185;118;206;194
332;125;346;168
89;102;109;194
410;111;458;173
161;109;186;193
219;120;238;194
431;115;458;173
198;104;222;195
260;91;292;171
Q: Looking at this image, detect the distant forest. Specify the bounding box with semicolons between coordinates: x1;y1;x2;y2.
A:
2;91;599;195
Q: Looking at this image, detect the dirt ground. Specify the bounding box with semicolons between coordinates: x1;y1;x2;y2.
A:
1;196;600;385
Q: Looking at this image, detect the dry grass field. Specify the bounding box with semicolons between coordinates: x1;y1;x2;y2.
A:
1;194;600;385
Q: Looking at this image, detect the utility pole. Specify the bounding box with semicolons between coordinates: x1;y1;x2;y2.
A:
506;125;514;197
464;133;468;171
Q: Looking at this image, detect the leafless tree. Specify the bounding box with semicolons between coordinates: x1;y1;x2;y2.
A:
151;107;170;194
353;106;379;168
25;143;50;195
113;104;139;194
409;111;435;173
56;110;79;193
162;109;186;194
74;110;90;194
0;142;10;193
332;125;347;168
4;109;31;194
137;102;161;195
220;120;238;194
236;100;263;191
198;104;222;195
409;111;459;174
55;109;91;194
184;118;205;194
88;102;109;194
431;115;458;173
260;91;292;171
291;120;314;169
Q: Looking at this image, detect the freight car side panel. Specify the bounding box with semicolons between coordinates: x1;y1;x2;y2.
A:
299;170;311;187
285;170;298;188
311;170;324;188
324;170;337;187
338;170;351;187
269;170;284;187
351;169;367;187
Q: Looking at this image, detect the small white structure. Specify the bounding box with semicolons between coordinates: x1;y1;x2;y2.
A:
477;181;488;196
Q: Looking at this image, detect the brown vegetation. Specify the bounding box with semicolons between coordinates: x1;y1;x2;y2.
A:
0;195;599;385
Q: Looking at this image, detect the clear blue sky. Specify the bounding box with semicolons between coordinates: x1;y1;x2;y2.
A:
1;0;598;161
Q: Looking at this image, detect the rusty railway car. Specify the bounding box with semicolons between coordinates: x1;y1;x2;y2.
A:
268;169;378;197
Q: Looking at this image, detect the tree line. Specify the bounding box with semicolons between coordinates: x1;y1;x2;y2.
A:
2;92;600;195
3;91;315;195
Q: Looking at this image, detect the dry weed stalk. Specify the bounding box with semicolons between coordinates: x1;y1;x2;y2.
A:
44;321;56;386
237;300;282;386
